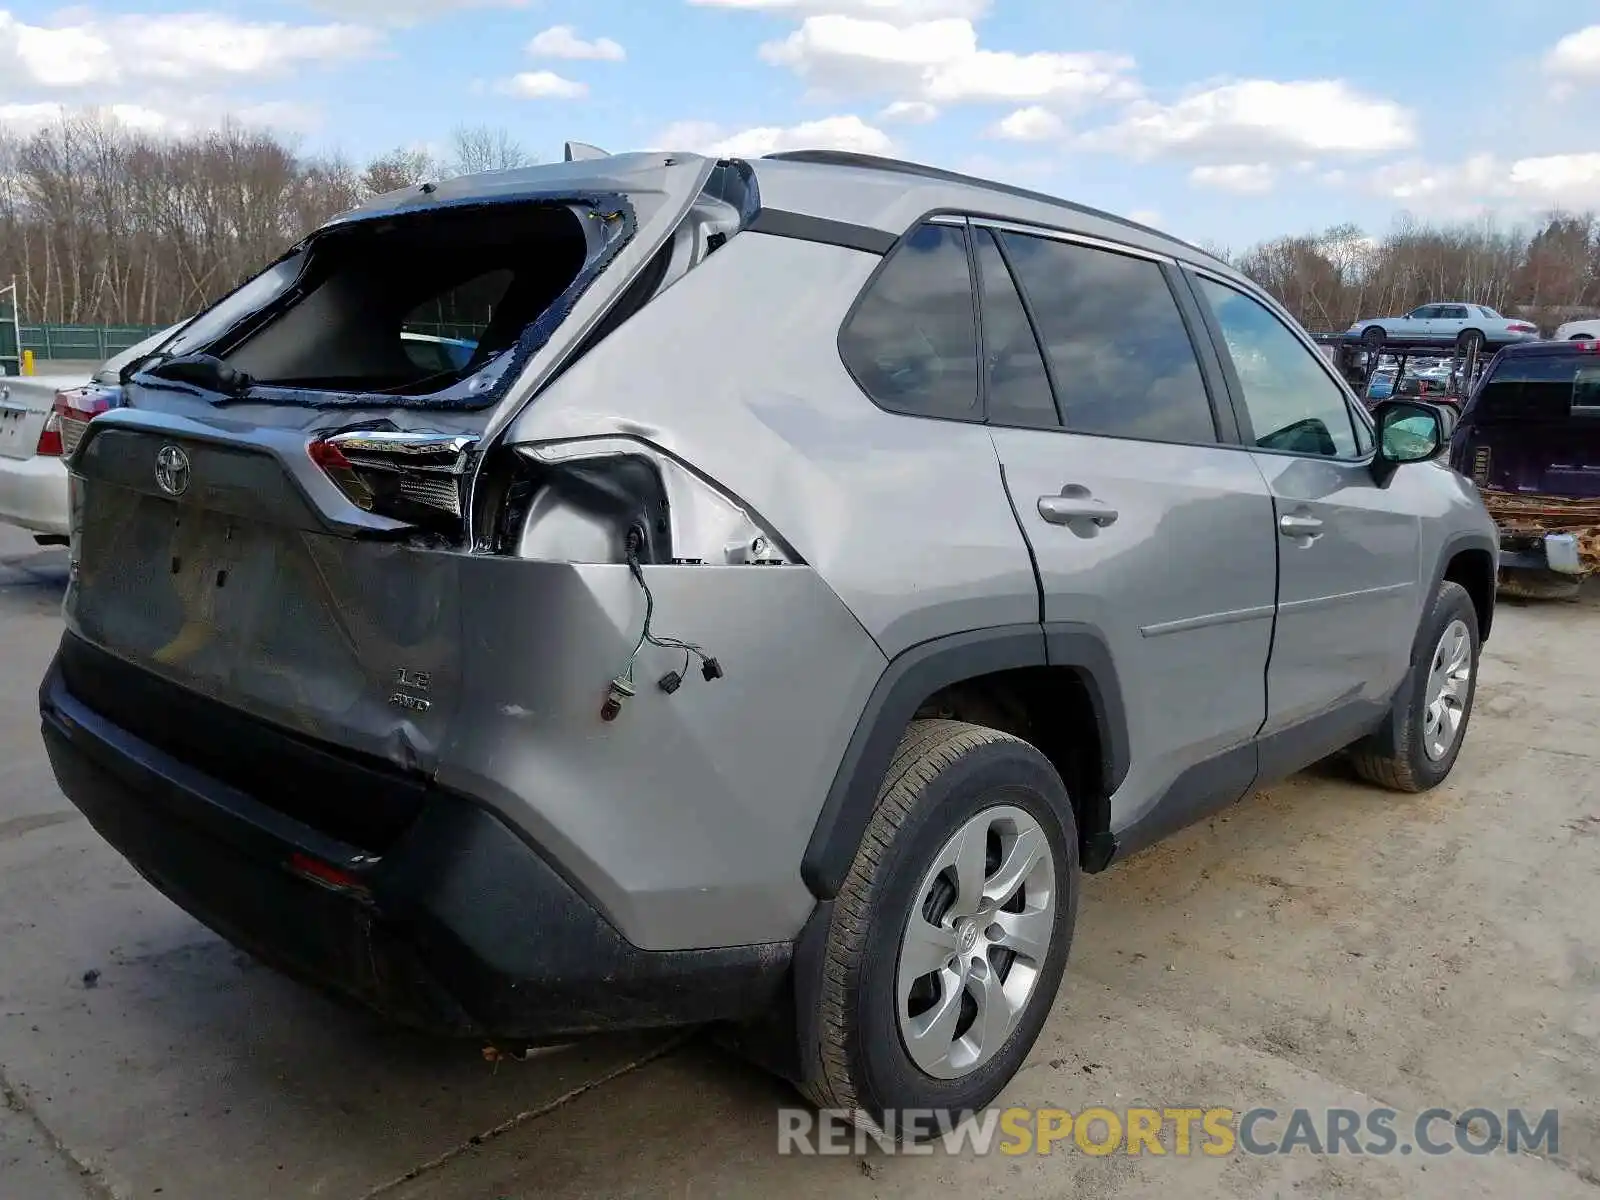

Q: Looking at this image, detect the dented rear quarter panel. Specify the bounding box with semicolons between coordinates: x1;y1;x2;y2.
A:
501;229;1042;658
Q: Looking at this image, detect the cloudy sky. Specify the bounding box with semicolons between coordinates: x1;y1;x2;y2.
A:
2;0;1597;249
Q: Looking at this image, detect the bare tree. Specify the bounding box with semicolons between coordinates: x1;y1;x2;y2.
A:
0;106;1593;333
359;145;440;196
446;124;532;176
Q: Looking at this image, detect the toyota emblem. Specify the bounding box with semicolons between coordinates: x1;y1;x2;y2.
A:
154;444;191;497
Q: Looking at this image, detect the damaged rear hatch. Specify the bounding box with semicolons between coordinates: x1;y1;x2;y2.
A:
1454;341;1600;574
61;151;734;828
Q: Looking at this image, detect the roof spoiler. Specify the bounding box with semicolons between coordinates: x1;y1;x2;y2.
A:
564;141;610;162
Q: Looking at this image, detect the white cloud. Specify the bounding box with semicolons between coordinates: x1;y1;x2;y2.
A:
991;105;1064;141
654;114;893;158
0;11;379;90
0;102;171;135
1547;25;1600;80
0;96;324;138
527;25;625;61
688;0;990;22
499;70;588;100
302;0;531;25
879;99;939;123
1190;162;1277;194
759;15;1138;107
1081;79;1414;163
1366;152;1600;217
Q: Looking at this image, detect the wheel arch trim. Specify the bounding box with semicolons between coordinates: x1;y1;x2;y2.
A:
800;621;1129;900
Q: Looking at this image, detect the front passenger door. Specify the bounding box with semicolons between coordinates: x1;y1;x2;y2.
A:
1187;271;1422;772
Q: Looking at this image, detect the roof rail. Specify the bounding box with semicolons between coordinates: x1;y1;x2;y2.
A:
761;148;1223;265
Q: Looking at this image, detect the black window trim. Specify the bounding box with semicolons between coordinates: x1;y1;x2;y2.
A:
971;221;1066;430
1181;263;1378;465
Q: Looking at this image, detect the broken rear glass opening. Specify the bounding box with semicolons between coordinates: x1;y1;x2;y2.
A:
210;202;595;400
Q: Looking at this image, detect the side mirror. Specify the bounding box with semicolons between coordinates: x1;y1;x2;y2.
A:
1371;399;1444;485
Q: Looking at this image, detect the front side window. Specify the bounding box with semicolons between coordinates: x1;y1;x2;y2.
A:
1195;276;1359;458
839;222;980;421
999;232;1217;444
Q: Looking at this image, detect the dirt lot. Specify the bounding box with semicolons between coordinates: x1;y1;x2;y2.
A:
1;521;1597;1199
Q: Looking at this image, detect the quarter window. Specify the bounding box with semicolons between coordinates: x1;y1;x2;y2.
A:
999;232;1217;444
839;222;980;421
1194;276;1359;458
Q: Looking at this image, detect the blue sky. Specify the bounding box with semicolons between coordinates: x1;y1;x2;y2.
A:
3;0;1598;249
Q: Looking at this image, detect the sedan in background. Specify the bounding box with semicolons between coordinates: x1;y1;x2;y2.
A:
0;325;180;544
1347;303;1542;353
1555;318;1600;341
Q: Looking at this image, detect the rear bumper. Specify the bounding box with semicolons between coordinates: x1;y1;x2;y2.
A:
0;454;68;536
39;651;791;1042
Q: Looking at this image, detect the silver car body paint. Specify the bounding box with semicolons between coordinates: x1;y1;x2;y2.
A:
55;149;1497;957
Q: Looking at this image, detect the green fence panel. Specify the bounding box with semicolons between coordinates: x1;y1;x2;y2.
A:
17;323;167;364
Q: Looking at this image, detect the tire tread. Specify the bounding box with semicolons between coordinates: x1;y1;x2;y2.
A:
800;719;1025;1124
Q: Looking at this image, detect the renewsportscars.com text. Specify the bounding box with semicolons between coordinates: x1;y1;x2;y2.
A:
778;1105;1560;1157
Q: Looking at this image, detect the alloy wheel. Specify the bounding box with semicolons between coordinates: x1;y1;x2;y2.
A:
896;804;1056;1080
1423;617;1472;761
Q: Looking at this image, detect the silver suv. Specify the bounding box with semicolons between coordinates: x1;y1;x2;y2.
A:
39;147;1497;1134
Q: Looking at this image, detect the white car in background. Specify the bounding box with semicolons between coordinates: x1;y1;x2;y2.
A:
0;326;179;544
1347;302;1542;352
1554;318;1600;341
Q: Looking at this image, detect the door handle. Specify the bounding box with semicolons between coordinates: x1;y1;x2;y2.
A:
1038;485;1118;528
1279;513;1323;537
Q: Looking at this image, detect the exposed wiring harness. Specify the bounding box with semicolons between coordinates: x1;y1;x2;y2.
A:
601;527;723;721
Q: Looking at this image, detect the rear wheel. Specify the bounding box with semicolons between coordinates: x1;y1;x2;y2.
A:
1350;580;1479;792
801;720;1078;1139
1456;328;1485;355
1572;333;1596;341
1361;326;1386;349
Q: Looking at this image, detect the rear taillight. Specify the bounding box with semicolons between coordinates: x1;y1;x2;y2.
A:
307;429;477;533
34;411;62;457
40;386;117;459
1507;322;1539;334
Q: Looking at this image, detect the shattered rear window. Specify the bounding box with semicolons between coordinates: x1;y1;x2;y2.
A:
141;194;636;411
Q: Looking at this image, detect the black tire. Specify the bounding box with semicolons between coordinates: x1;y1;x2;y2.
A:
1571;333;1596;341
1456;328;1485;355
800;719;1079;1139
1349;580;1480;792
1361;326;1386;349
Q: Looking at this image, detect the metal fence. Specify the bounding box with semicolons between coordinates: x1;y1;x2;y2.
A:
13;323;168;365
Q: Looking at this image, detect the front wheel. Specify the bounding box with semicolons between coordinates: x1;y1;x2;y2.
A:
800;720;1079;1139
1456;328;1485;355
1349;580;1480;792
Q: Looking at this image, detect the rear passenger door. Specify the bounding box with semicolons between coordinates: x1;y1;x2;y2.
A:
1434;305;1470;339
973;219;1280;837
1184;270;1421;771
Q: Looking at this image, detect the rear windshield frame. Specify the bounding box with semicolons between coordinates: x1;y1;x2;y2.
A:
132;189;640;413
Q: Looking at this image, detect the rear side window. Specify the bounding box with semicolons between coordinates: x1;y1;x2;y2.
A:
839;223;980;421
972;228;1057;429
998;232;1217;444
